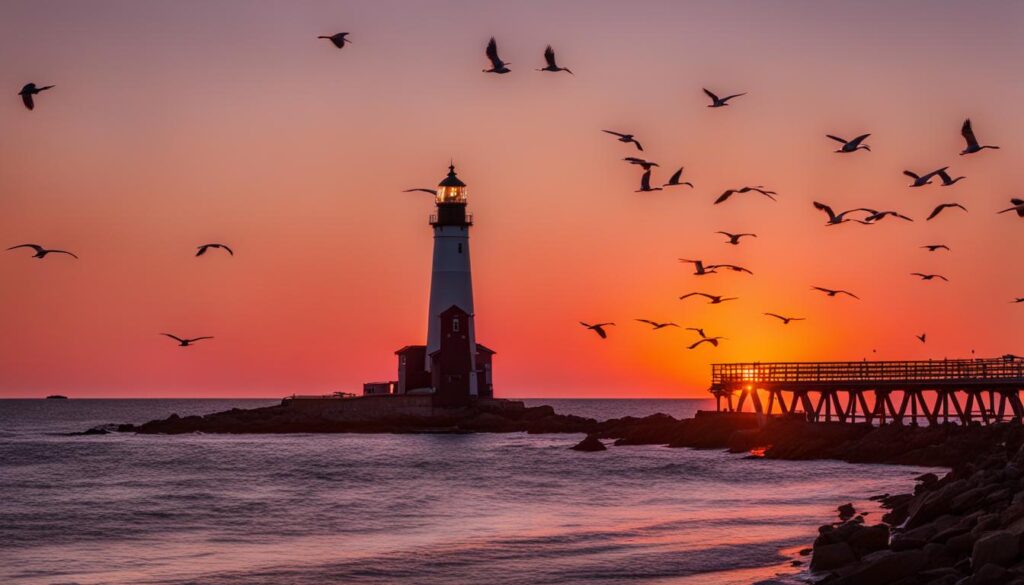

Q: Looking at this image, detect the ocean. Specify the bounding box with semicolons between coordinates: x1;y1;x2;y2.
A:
0;399;941;585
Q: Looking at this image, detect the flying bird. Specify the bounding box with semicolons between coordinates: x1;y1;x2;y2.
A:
926;203;967;221
922;244;950;252
678;259;716;276
663;168;693;188
716;231;756;245
403;188;438;195
960;119;999;155
826;133;871;153
764;313;805;325
318;32;352;49
916;333;927;344
1011;298;1024;304
703;88;746;108
903;167;948;187
688;336;726;349
686;327;707;338
937;169;965;186
715;186;776;205
483;37;511;74
636;169;662;192
624;157;659;170
813;201;874;225
603;130;643;151
580;322;614;339
911;273;949;282
161;333;214;347
635;319;679;330
997;199;1024;217
707;263;753;275
19;83;55;111
679;292;737;304
7;244;77;259
811;286;860;300
538;45;572;74
864;210;913;223
196;243;234;257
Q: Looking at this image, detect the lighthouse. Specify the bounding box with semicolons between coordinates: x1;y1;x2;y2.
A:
391;164;495;405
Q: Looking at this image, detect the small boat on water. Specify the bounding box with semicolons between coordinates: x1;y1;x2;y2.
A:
45;395;69;400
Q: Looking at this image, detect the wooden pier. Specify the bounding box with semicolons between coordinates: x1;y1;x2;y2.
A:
710;357;1024;425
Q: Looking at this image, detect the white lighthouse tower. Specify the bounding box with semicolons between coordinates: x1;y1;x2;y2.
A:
425;164;478;396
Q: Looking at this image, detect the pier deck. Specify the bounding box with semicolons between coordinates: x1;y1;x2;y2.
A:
710;357;1024;425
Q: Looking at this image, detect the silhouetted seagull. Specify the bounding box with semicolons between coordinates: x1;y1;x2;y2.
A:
826;133;871;153
688;336;726;349
811;286;860;300
1011;298;1024;304
580;322;614;339
960;119;999;155
7;244;77;259
911;273;949;282
715;186;776;205
538;45;572;74
403;188;438;195
926;203;967;221
318;33;351;49
663;168;693;188
997;199;1024;217
483;37;511;74
916;333;927;344
603;130;643;151
937;169;965;186
764;313;805;325
904;167;948;187
678;259;715;276
636;169;662;192
19;83;54;110
707;263;753;275
624;157;658;170
635;319;679;330
922;244;950;252
813;201;873;225
196;243;234;256
686;327;706;338
161;333;214;347
716;231;756;245
865;210;913;223
703;88;745;108
679;292;737;304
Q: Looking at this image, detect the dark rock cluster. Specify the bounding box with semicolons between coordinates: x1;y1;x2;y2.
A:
812;441;1024;584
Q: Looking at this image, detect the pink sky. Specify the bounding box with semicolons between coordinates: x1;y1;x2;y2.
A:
1;1;1022;398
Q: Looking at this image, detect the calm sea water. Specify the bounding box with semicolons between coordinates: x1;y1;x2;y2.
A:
0;399;940;585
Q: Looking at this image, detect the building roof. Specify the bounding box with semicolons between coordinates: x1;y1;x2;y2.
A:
438;164;466;188
476;343;496;354
394;344;426;355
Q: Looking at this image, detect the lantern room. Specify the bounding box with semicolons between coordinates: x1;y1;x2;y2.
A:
436;164;467;205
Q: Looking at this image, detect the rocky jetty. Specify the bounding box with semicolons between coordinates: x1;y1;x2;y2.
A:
810;438;1024;584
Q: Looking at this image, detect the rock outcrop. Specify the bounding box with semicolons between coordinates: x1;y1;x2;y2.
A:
811;439;1024;583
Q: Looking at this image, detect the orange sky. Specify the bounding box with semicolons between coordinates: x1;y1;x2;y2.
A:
1;0;1022;398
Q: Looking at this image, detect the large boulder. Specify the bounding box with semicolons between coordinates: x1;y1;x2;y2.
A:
570;434;607;452
848;523;890;557
811;541;857;571
972;531;1020;568
831;549;927;584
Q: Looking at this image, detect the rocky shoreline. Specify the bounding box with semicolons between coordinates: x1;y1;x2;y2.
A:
91;402;1024;582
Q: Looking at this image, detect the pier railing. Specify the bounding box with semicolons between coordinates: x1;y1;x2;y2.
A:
709;357;1024;426
712;358;1024;388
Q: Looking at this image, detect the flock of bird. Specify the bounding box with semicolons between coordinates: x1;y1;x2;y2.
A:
579;94;1021;349
9;32;1024;357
